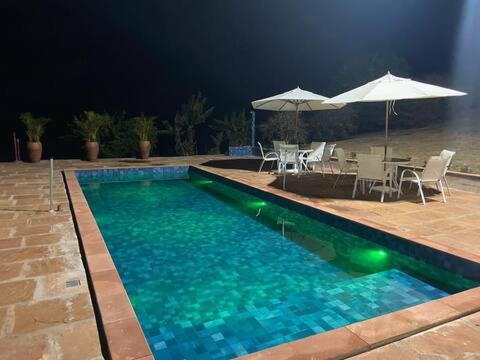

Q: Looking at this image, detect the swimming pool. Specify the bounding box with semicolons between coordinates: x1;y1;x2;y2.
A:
78;168;477;359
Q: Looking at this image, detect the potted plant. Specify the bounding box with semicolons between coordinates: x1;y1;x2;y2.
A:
20;112;50;163
73;111;110;161
133;114;158;159
211;109;253;156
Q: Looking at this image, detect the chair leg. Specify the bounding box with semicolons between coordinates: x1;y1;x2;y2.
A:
333;170;343;188
258;160;265;174
340;172;346;185
321;162;325;177
283;172;287;190
397;179;403;199
438;180;447;203
443;176;451;195
329;162;334;174
352;178;358;199
418;183;426;205
270;160;275;171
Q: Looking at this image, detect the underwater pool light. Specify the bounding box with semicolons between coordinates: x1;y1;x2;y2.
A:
365;249;389;261
247;200;268;208
196;180;213;185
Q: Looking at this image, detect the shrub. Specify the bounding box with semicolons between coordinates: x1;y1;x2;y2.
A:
73;111;111;142
210;109;250;149
20;112;50;142
163;92;214;156
134;114;158;142
100;111;137;158
258;112;306;144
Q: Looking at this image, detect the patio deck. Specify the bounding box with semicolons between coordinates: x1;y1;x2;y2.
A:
0;156;478;359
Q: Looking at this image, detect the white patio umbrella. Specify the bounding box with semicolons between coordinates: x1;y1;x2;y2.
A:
324;72;467;158
252;87;344;189
251;87;345;142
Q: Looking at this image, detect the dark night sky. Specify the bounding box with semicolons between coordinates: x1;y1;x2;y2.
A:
0;0;468;159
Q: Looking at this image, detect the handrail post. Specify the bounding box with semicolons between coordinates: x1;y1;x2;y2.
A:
49;158;54;213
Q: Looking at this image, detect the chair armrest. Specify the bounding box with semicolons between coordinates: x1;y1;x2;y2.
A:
265;152;279;159
400;168;421;182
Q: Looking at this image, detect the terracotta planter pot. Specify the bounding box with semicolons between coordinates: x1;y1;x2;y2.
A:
26;141;42;163
138;140;151;160
85;141;99;161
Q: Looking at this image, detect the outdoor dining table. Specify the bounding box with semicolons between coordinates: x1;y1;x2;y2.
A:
279;148;313;174
383;157;411;190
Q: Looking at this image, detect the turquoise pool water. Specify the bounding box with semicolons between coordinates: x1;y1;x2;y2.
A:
81;172;476;359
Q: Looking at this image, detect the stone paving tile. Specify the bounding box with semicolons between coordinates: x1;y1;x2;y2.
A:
1;156;479;359
0;162;104;360
349;311;480;360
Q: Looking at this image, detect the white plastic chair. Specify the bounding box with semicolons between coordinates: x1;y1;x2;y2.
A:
279;145;299;189
353;154;393;202
333;148;357;187
398;156;449;205
439;149;456;195
300;142;326;173
279;144;299;173
370;146;393;159
273;141;286;154
320;143;336;176
257;142;279;174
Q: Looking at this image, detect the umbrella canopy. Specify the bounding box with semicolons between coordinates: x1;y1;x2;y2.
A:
324;72;467;158
324;72;467;104
252;87;345;111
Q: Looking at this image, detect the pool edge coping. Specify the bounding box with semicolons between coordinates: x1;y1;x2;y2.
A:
66;165;480;360
64;170;154;360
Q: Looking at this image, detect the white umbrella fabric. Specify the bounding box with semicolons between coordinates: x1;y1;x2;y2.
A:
252;87;345;146
324;72;467;158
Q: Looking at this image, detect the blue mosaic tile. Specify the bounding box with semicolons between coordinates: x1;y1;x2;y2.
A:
190;167;480;282
76;166;189;184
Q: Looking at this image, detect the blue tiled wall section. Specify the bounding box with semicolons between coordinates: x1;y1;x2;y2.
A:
75;166;189;184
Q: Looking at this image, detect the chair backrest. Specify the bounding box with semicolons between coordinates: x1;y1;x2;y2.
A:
279;144;299;163
335;148;347;169
356;154;384;181
370;146;393;159
257;142;265;158
421;156;449;182
311;141;325;150
321;144;336;162
439;149;455;168
308;142;326;161
273;141;286;153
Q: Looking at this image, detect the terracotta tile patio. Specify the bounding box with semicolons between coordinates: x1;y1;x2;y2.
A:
0;156;479;359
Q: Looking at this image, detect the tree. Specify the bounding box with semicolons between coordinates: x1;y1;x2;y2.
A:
163;92;214;156
210;109;250;151
258;112;306;144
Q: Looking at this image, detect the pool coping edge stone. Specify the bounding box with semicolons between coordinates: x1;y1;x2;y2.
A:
64;170;153;360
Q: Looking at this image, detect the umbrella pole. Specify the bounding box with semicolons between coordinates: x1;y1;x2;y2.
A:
384;101;390;161
295;103;299;144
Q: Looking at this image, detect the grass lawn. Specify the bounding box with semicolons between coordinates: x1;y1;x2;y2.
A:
335;125;480;174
